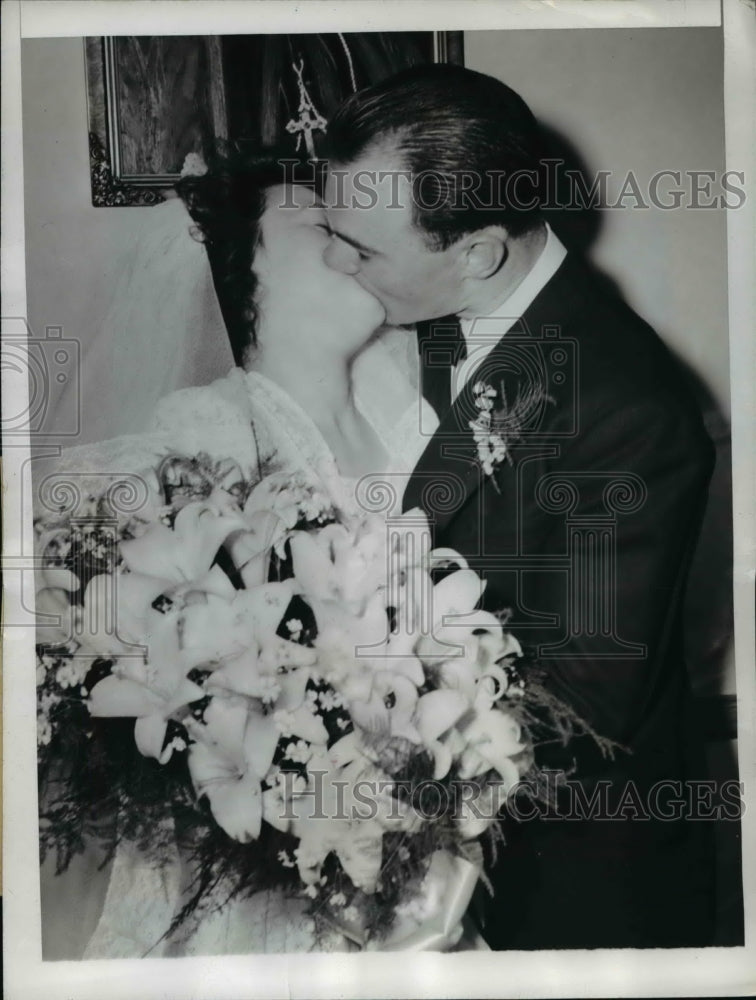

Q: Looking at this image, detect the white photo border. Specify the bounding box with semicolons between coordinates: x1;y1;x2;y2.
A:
3;2;754;998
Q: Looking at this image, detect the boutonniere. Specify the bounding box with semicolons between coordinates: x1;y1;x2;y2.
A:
469;379;552;490
469;382;508;480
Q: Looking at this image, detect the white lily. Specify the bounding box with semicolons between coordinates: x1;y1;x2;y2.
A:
413;689;470;779
177;581;298;667
289;516;389;611
86;596;206;761
76;570;171;661
120;492;247;585
285;746;393;893
225;510;283;590
456;708;525;780
186;696;280;842
207;645;314;701
177;594;257;665
438;627;521;702
347;671;422;744
187;741;264;843
456;768;519;840
35;583;77;648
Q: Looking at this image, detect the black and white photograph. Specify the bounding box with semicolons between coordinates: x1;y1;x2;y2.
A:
2;1;754;998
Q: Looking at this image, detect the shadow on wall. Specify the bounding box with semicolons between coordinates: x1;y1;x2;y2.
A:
537;120;741;948
538;122;605;256
536;119;735;703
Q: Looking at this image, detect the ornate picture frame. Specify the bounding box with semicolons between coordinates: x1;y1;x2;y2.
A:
84;31;465;207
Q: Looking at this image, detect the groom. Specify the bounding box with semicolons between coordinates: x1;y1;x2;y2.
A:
321;64;718;950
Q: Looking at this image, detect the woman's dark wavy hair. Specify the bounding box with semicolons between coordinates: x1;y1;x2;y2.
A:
326;63;545;250
175;145;306;364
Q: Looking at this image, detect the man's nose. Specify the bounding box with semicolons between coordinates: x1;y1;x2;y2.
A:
323;237;360;275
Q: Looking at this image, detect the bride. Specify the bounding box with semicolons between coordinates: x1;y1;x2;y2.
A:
38;149;462;959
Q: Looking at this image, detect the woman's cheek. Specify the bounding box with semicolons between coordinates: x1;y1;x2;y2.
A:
341;273;385;325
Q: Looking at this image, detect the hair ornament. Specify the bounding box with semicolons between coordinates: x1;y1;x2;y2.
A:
180;152;209;179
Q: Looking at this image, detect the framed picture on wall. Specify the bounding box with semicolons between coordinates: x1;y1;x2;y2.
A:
84;31;465;207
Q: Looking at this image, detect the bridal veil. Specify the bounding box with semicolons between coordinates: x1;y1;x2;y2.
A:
47;195;422;448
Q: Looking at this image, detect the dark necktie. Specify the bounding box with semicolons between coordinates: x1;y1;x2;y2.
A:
416;315;467;420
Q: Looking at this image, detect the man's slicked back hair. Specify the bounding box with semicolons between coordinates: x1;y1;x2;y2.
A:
326;63;545;249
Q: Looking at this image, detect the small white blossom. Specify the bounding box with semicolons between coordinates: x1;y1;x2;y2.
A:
330;892;347;907
37;716;52;746
318;690;338;712
470;416;508;478
299;490;331;523
277;771;307;795
303;883;319;899
166;736;187;754
285;618;303;637
55;660;88;689
258;676;281;705
285;739;312;765
39;690;60;714
278;850;297;869
180;152;208;178
343;905;360;923
273;709;296;736
265;764;281;786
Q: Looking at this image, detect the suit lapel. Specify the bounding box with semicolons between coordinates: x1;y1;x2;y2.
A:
402;368;483;526
403;254;589;527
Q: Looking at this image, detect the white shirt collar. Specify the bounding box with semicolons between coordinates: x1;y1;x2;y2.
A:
454;223;567;397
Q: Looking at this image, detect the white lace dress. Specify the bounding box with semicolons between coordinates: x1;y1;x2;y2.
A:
41;340;439;958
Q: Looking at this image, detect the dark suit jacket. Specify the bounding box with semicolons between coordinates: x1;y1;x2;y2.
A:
404;254;717;949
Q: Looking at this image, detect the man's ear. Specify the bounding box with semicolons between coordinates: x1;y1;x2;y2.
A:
461;229;508;279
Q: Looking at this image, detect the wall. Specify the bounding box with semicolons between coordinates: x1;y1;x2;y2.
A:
22;37;233;444
22;38;158;427
465;27;730;412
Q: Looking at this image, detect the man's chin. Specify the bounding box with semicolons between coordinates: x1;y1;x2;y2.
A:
378;317;416;332
380;307;415;329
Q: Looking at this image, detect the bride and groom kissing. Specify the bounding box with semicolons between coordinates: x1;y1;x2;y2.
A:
52;62;716;952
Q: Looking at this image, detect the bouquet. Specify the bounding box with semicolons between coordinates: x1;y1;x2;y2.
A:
35;451;605;951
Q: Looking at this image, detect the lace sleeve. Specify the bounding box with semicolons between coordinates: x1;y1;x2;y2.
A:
32;432;175;515
151;367;260;473
33;369;262;512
